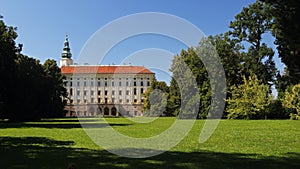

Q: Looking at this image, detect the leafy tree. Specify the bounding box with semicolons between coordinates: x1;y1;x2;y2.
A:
282;84;300;119
229;1;277;86
226;75;272;119
13;54;47;121
43;59;67;117
167;77;181;116
262;0;300;85
0;18;66;121
209;34;244;88
143;79;169;117
0;17;19;119
169;48;207;119
264;99;291;119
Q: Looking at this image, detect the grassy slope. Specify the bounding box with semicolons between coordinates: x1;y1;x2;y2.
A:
0;118;299;169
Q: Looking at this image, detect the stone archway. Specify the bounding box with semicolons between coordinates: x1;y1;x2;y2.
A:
111;107;117;116
89;107;95;116
97;107;102;115
77;111;82;117
104;107;109;116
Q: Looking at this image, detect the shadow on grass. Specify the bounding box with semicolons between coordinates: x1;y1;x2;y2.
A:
0;118;130;129
0;136;299;169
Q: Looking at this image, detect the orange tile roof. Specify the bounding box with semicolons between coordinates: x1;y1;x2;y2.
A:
61;65;154;74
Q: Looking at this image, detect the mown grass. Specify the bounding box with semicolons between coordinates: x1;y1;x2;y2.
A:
0;118;299;169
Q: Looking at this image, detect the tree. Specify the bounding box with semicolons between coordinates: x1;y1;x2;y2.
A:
0;18;66;121
167;77;181;116
43;59;67;117
209;34;244;88
13;54;47;121
226;75;272;119
169;48;207;119
262;0;300;85
282;84;300;120
229;1;277;86
143;80;169;117
0;17;19;119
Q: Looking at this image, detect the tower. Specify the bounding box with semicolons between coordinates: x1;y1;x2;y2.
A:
60;35;73;67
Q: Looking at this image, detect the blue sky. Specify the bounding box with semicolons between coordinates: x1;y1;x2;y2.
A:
1;0;283;83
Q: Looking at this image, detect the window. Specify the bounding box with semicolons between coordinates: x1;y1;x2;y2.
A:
134;99;137;103
105;98;108;104
126;81;129;86
91;90;94;96
105;90;108;96
77;81;80;87
141;88;144;93
98;98;101;103
119;90;122;95
77;99;80;103
134;81;136;86
105;81;107;87
70;99;73;104
141;81;144;86
70;81;73;87
112;98;115;103
147;81;150;86
69;88;73;96
141;99;144;103
77;90;80;96
126;90;130;95
112;81;114;86
126;99;129;103
98;90;101;95
84;81;87;87
112;90;115;95
91;98;94;103
119;99;122;103
83;90;87;96
134;88;137;95
91;81;94;86
84;99;87;103
119;81;122;86
98;81;101;87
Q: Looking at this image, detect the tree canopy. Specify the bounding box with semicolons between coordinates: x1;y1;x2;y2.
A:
0;18;66;121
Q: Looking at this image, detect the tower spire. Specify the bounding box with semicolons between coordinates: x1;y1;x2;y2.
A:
61;34;72;58
60;34;73;67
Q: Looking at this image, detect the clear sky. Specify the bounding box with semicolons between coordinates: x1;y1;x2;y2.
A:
1;0;283;83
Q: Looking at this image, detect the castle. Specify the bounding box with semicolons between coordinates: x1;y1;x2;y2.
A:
60;36;155;117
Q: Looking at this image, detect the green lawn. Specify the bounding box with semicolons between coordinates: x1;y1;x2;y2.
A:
0;118;299;169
